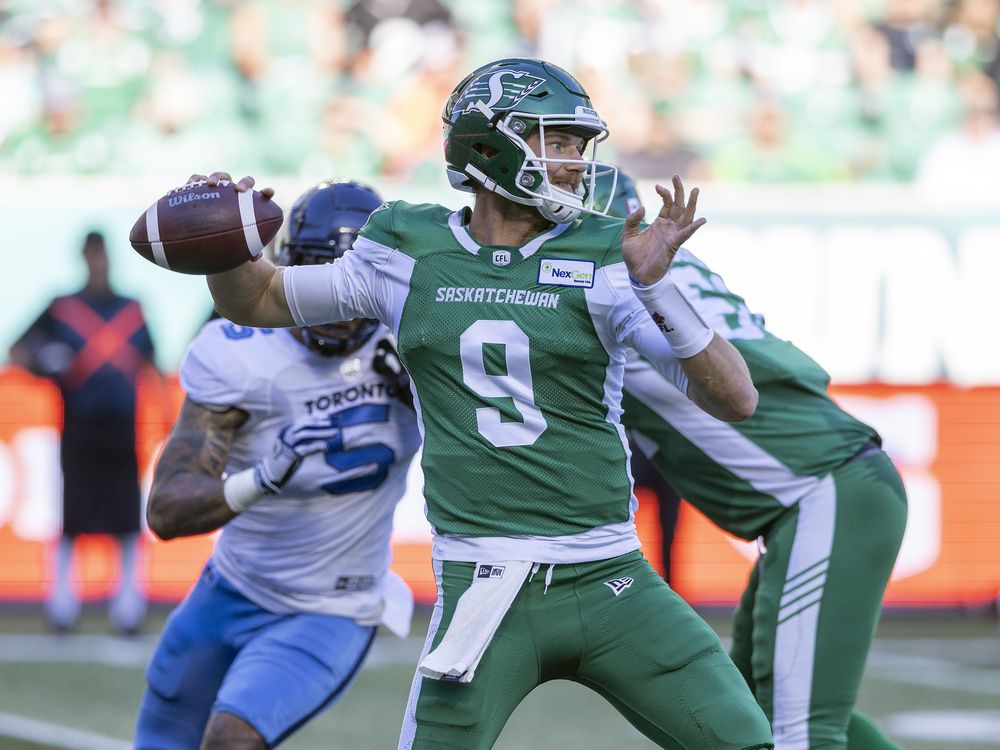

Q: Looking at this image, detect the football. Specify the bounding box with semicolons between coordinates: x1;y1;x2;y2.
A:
129;179;283;275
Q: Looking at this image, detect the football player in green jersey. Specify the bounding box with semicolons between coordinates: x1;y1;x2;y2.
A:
186;58;773;749
599;172;907;750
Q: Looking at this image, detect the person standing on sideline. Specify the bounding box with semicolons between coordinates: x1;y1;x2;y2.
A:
134;181;421;750
600;171;907;750
162;57;773;749
10;231;156;635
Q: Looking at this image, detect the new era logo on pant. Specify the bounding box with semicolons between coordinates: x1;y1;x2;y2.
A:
477;564;506;579
604;577;634;596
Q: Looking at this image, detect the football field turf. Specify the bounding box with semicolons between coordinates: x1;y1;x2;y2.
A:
0;606;997;749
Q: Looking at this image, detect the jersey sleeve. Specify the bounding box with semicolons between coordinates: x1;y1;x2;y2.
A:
594;261;689;393
283;203;397;328
624;322;689;396
179;323;256;409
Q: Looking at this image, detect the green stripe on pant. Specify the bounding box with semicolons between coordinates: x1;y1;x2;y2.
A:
730;451;907;749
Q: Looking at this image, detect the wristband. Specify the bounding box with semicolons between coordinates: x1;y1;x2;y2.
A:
631;276;714;358
222;467;267;514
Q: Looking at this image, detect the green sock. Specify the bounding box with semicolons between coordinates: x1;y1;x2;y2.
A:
848;712;904;750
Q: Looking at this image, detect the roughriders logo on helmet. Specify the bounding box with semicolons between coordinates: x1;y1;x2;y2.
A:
452;70;545;119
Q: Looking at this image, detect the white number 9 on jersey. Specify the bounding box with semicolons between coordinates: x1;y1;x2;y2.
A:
459;320;547;447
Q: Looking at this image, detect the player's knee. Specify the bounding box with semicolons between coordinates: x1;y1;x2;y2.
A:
717;710;774;750
682;660;773;750
135;688;205;750
701;690;774;750
201;711;265;750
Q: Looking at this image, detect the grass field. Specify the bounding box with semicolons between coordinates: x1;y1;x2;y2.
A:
0;605;997;749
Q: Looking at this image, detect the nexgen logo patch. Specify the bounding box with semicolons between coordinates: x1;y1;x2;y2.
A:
538;258;595;288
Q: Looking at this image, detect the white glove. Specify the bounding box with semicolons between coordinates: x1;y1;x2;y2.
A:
254;416;339;494
223;415;341;513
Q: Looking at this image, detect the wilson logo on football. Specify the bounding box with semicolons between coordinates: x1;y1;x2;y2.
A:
167;192;221;207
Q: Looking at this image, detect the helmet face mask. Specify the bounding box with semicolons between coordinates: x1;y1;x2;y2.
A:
443;59;619;223
278;180;383;357
500;109;619;223
593;169;641;219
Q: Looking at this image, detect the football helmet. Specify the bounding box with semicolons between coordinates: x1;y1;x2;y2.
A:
442;58;618;223
277;180;383;356
593;168;643;219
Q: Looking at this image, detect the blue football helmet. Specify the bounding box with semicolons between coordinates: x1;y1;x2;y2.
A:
277;180;383;356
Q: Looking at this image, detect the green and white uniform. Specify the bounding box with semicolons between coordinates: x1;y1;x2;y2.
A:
621;249;908;750
287;201;694;560
284;203;773;749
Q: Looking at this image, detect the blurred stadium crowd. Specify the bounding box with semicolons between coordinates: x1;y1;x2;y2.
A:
2;0;1000;186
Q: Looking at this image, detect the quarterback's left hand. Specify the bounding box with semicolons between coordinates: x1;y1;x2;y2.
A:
622;175;706;286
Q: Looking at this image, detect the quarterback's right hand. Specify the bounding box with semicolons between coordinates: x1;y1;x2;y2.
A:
622;175;705;286
253;416;337;494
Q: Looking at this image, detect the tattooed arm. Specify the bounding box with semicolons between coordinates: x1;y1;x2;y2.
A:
146;398;250;540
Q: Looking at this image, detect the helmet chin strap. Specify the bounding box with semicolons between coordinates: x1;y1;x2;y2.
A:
300;319;380;357
537;201;580;223
301;328;351;356
537;183;584;223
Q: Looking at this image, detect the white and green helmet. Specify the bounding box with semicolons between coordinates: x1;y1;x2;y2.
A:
442;58;618;223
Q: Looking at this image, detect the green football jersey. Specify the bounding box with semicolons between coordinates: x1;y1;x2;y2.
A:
621;249;879;540
330;201;686;542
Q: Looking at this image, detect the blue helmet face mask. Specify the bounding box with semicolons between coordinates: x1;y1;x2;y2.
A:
277;180;384;357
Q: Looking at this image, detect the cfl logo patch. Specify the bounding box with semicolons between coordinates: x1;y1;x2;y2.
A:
651;312;674;333
493;250;511;266
604;577;634;597
477;564;506;579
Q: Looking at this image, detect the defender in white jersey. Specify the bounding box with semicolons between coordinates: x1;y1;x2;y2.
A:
135;182;421;750
600;174;907;750
167;58;772;749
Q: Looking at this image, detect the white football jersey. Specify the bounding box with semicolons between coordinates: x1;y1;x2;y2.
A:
179;319;421;628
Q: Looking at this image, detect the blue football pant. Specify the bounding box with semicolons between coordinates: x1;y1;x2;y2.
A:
134;564;375;749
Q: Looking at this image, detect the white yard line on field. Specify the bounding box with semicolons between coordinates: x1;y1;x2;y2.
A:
0;633;154;667
0;632;426;667
871;637;1000;665
0;712;132;750
1;633;996;696
865;649;1000;696
883;710;1000;745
